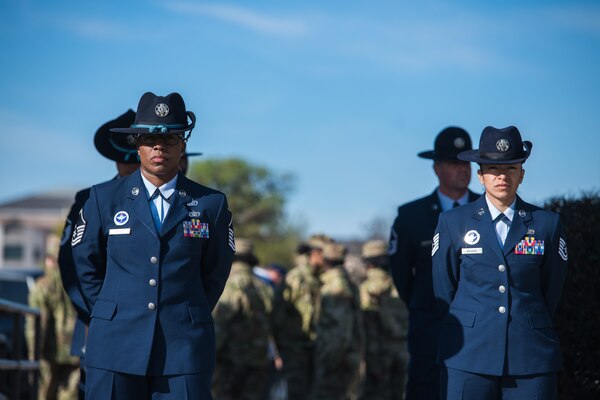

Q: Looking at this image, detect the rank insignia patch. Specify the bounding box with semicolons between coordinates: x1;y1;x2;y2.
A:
515;237;544;255
71;210;86;247
183;219;209;238
558;237;568;261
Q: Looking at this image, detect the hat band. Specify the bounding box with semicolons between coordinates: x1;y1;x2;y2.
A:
131;123;188;133
479;150;526;161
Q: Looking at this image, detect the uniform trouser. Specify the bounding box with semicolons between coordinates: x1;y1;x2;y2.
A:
279;347;313;400
78;356;86;400
38;360;80;400
443;367;557;400
360;344;408;400
310;355;360;400
86;366;212;400
405;355;440;400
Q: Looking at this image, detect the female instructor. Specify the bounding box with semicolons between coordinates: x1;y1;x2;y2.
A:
432;126;567;399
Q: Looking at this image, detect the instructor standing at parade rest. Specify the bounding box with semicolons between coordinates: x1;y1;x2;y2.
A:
72;92;235;399
432;126;568;399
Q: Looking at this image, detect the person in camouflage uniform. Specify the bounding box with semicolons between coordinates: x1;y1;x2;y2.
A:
359;240;409;400
212;238;272;400
310;243;363;400
272;234;333;400
26;252;79;400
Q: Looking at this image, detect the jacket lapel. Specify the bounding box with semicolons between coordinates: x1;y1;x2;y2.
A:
126;171;159;239
472;195;504;261
503;196;532;256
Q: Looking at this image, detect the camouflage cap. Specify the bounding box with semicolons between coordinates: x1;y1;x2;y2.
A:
362;239;388;259
322;243;347;263
307;234;335;251
235;238;254;257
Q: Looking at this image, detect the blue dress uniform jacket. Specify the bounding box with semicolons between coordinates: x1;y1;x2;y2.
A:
58;187;94;358
432;195;567;376
389;189;479;358
72;169;234;376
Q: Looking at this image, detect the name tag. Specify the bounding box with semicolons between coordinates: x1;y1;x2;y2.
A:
462;247;483;254
109;228;131;235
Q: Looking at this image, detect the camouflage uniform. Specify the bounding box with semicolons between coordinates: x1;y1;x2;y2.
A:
359;267;409;399
273;261;321;399
311;243;363;400
212;254;272;400
27;260;79;400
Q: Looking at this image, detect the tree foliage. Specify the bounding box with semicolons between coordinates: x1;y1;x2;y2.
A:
544;192;600;399
188;158;302;268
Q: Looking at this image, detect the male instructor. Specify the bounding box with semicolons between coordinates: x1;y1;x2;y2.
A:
388;127;479;399
73;92;234;399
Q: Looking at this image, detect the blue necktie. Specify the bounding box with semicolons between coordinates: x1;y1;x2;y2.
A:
495;213;510;246
149;189;165;230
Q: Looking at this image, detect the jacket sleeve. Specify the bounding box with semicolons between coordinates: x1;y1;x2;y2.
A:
541;215;568;317
72;186;107;312
432;213;460;317
202;194;235;310
57;190;91;323
388;210;414;305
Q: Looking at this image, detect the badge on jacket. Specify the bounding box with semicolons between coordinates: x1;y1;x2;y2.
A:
514;236;544;255
183;219;209;238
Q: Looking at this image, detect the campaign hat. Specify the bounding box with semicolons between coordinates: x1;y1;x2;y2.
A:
94;109;139;164
418;126;472;160
322;243;347;263
458;126;532;164
111;92;196;136
362;240;388;259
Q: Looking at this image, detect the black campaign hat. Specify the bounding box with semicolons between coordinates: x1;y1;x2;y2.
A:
418;126;472;160
458;126;532;164
111;92;196;136
94;109;140;164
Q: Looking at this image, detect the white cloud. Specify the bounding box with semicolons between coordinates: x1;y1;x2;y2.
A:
164;2;310;37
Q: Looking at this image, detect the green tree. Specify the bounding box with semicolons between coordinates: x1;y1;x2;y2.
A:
188;158;302;268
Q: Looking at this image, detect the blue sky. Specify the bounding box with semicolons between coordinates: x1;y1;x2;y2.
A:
1;0;599;238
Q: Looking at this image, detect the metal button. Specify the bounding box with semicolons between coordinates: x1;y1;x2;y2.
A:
499;285;506;293
148;302;156;310
150;256;158;264
149;279;157;287
498;264;506;272
498;306;506;314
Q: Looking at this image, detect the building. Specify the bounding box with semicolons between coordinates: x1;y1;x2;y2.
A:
0;190;75;269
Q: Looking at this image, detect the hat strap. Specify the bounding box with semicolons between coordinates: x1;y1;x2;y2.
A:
108;138;139;162
130;124;187;133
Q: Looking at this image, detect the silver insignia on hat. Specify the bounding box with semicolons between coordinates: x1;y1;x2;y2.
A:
132;187;140;196
155;103;170;117
454;137;465;149
496;138;510;152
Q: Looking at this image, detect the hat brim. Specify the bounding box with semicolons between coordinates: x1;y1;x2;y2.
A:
417;150;435;159
418;150;462;160
94;109;139;164
110;111;196;135
458;141;532;164
184;152;203;157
